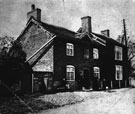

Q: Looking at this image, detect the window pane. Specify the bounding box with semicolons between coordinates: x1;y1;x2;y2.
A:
93;67;100;79
66;65;75;81
66;43;74;56
115;65;123;80
84;49;89;59
93;48;99;59
115;46;122;60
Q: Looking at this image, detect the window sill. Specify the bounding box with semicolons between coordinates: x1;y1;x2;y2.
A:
66;80;75;82
67;55;74;57
115;59;123;61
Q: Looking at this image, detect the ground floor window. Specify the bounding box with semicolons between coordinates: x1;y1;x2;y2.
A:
115;65;123;80
66;65;75;81
93;67;100;79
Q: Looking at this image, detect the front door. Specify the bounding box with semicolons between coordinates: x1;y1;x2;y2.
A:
83;69;90;89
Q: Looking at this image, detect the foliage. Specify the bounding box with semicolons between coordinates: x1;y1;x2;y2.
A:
0;36;32;94
0;36;14;52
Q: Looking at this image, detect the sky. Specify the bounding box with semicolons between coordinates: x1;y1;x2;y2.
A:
0;0;135;40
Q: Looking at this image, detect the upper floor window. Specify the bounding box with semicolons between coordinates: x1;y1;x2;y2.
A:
93;67;100;79
66;65;75;81
93;48;99;59
115;46;122;61
66;43;74;56
84;49;89;59
115;65;123;80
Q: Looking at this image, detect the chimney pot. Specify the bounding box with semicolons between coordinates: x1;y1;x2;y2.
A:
31;4;35;11
27;4;41;21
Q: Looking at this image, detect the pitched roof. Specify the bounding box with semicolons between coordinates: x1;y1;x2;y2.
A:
40;21;75;37
25;35;56;66
75;32;106;46
92;32;125;47
17;17;76;66
17;17;76;41
76;26;125;47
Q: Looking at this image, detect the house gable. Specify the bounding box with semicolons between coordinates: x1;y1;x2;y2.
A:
33;46;54;72
17;19;54;60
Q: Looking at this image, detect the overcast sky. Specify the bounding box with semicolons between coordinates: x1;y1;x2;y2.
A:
0;0;135;39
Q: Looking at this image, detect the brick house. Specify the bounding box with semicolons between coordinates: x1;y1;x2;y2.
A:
16;4;129;93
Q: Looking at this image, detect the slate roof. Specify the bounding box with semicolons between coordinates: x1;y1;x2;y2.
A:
92;32;125;47
76;27;125;47
75;32;105;46
17;17;76;42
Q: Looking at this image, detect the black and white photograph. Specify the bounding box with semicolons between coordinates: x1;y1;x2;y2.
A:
0;0;135;114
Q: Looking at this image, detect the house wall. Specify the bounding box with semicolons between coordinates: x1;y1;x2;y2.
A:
104;43;115;80
33;46;54;72
19;23;53;59
90;45;106;90
18;23;129;92
33;72;53;93
18;23;54;93
53;37;106;91
53;37;82;91
53;38;78;90
103;43;129;88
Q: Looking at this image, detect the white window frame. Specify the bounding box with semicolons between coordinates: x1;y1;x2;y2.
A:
84;49;89;59
66;65;75;81
115;65;123;80
93;48;99;59
93;67;100;79
66;43;74;56
115;46;123;61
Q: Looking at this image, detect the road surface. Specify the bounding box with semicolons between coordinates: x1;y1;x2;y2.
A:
38;88;135;114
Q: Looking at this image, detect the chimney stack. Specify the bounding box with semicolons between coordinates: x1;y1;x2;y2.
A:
81;16;92;34
27;4;41;21
101;29;110;37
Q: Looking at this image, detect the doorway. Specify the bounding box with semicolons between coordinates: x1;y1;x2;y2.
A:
83;69;90;89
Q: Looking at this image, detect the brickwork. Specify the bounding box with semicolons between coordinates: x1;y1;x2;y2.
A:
20;23;52;59
33;46;53;72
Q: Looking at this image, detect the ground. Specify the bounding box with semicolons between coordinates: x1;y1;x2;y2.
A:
37;88;135;114
0;88;135;114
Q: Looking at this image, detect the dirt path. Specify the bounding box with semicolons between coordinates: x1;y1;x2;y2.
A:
108;88;135;114
37;88;135;114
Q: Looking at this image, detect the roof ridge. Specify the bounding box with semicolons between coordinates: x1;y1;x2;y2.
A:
39;21;76;34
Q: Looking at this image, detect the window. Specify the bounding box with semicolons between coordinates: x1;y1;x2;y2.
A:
93;67;100;79
115;46;122;60
66;43;74;56
66;65;75;81
115;65;123;80
84;49;89;59
93;48;99;59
